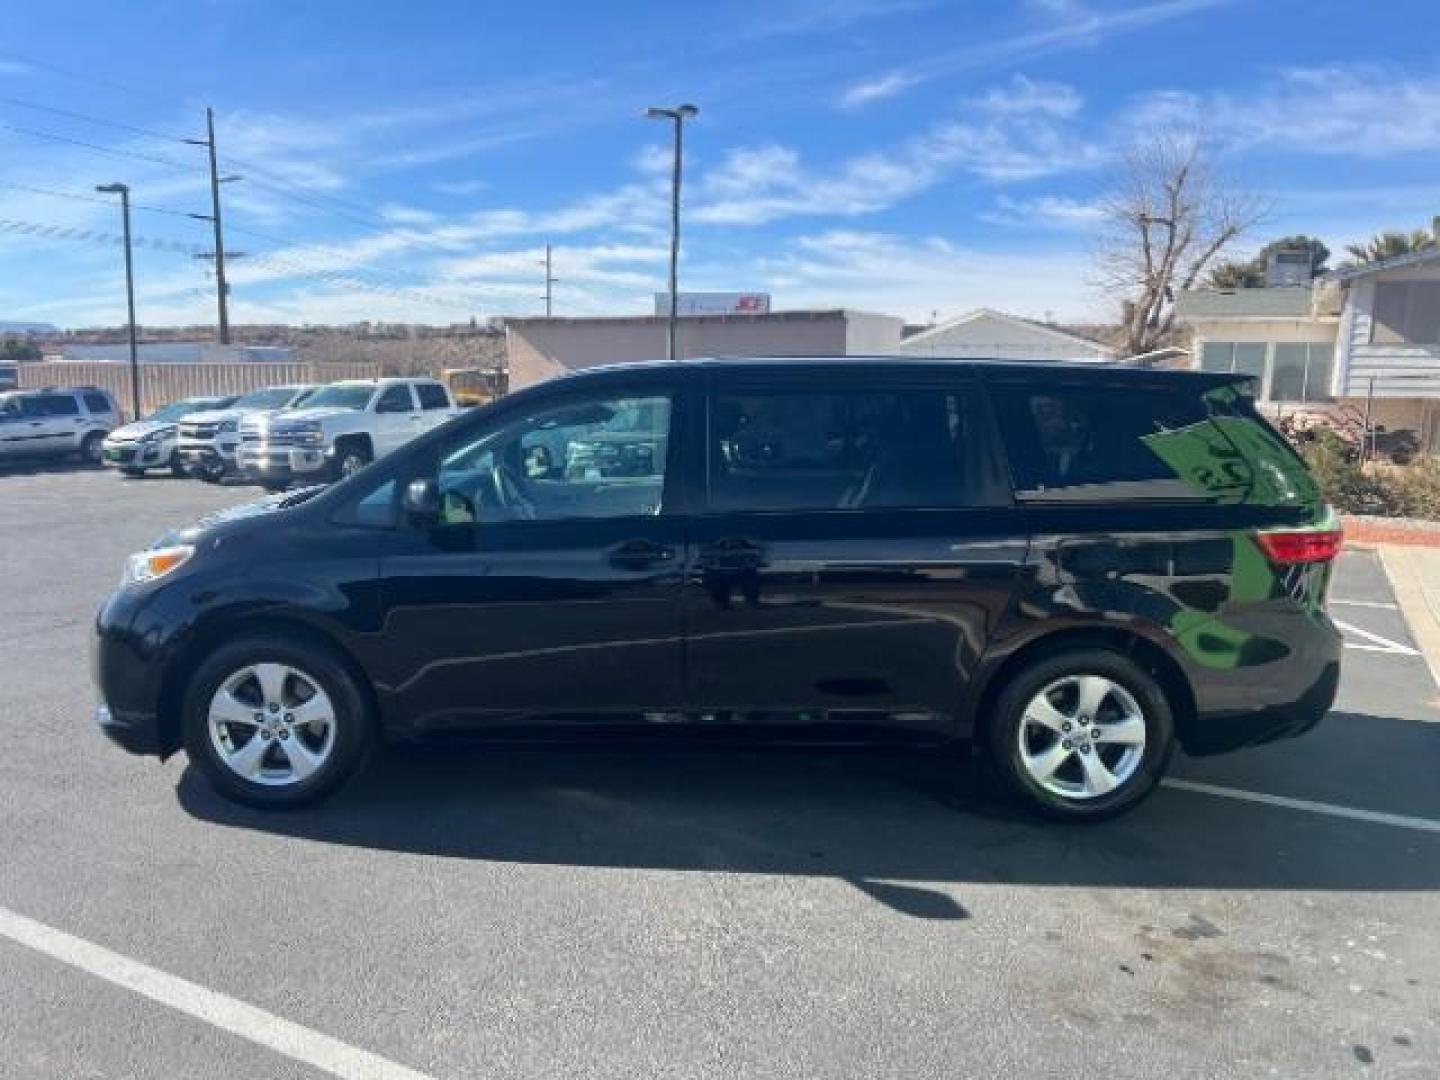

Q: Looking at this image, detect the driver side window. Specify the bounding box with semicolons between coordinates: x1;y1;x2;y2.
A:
436;393;672;524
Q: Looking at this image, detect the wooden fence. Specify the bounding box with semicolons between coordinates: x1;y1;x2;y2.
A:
17;361;380;421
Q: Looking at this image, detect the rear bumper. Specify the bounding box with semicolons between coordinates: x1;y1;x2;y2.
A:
1181;609;1342;756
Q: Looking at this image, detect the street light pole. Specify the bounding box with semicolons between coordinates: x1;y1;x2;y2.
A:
645;103;698;361
96;183;141;421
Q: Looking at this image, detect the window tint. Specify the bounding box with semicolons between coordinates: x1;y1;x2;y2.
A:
415;382;450;410
39;394;80;416
434;394;671;524
83;392;112;414
990;382;1253;502
707;386;1000;512
376;385;414;413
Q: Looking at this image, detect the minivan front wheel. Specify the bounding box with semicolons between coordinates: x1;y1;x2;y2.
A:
986;649;1174;822
181;635;373;808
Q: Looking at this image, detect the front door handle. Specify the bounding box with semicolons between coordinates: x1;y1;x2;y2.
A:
608;539;674;570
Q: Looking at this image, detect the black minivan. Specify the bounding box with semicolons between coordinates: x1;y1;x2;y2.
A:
94;358;1342;820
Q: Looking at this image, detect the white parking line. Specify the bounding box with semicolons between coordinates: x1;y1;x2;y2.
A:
0;905;435;1080
1334;618;1422;656
1329;598;1399;610
1162;779;1440;834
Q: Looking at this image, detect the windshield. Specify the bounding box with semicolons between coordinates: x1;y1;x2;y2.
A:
150;397;229;422
234;386;303;411
300;383;374;411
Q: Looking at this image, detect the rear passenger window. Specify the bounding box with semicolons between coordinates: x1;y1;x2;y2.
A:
376;385;414;413
416;383;450;410
83;392;111;414
989;383;1252;502
40;394;80;417
707;386;1003;511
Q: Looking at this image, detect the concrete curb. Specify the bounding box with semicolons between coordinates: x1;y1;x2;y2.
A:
1377;544;1440;693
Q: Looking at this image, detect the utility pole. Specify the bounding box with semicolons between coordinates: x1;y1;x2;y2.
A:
541;243;557;317
185;107;240;345
645;103;698;360
95;183;141;421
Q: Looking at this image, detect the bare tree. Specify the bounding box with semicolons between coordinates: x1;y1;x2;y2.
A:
1097;135;1266;356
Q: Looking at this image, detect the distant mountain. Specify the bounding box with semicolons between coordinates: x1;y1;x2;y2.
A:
0;321;57;334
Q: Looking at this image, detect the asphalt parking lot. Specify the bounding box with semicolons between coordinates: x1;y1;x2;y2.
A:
2;464;1437;1080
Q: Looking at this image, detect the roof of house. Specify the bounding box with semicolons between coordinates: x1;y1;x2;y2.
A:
506;309;895;327
1174;287;1316;320
1324;244;1440;282
898;308;1115;352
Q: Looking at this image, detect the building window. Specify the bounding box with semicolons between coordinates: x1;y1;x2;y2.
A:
1199;341;1332;404
1270;343;1333;403
1372;282;1440;345
1199;342;1265;379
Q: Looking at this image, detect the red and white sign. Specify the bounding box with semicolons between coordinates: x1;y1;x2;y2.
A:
654;292;772;317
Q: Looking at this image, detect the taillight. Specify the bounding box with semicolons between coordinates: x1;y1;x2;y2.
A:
1256;527;1343;565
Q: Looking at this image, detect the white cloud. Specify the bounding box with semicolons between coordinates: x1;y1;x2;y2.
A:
982;194;1105;228
1127;65;1440;157
725;230;1101;322
694;87;1101;226
837;71;919;110
974;74;1082;117
836;0;1230;107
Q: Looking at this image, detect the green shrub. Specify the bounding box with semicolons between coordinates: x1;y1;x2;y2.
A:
1297;431;1440;519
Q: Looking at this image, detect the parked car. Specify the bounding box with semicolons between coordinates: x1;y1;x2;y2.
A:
0;364;17;391
102;394;239;477
94;358;1342;819
174;384;316;482
237;377;459;491
0;385;119;466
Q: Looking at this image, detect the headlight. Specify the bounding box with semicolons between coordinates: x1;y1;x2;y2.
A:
120;544;194;588
140;426;175;444
292;425;324;446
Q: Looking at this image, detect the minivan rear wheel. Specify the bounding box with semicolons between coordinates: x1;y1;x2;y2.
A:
181;634;374;808
985;649;1174;822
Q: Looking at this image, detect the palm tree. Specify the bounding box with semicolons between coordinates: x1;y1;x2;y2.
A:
1343;229;1437;266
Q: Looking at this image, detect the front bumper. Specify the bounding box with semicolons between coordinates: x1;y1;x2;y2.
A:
176;440;238;475
92;594;166;757
103;440;173;469
238;443;328;481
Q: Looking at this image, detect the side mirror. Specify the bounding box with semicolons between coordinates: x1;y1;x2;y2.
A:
402;478;441;525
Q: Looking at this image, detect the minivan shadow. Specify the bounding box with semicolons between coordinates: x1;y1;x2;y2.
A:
177;710;1440;919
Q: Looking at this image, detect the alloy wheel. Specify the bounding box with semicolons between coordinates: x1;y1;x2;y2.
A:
1017;675;1147;800
207;663;337;787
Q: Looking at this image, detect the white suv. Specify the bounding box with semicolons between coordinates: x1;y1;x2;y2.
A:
239;377;460;489
174;384;316;482
0;386;120;466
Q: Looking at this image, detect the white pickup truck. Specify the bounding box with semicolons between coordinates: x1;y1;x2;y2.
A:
238;377;461;489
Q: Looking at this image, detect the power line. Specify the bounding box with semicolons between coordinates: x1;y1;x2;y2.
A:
0;181;205;219
0;122;203;172
0;214;204;256
0;94;191;145
0;50;175;107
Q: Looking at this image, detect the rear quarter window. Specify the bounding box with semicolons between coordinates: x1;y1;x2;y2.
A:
83;392;113;414
988;380;1255;503
416;382;450;409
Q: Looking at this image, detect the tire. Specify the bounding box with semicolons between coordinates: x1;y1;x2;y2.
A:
170;461;188;478
984;648;1175;822
79;431;105;466
181;634;375;809
331;441;371;482
262;481;289;494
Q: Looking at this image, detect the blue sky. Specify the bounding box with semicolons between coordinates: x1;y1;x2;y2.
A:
1;0;1437;328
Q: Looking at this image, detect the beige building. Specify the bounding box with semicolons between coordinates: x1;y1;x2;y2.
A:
1177;242;1440;450
505;310;903;391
